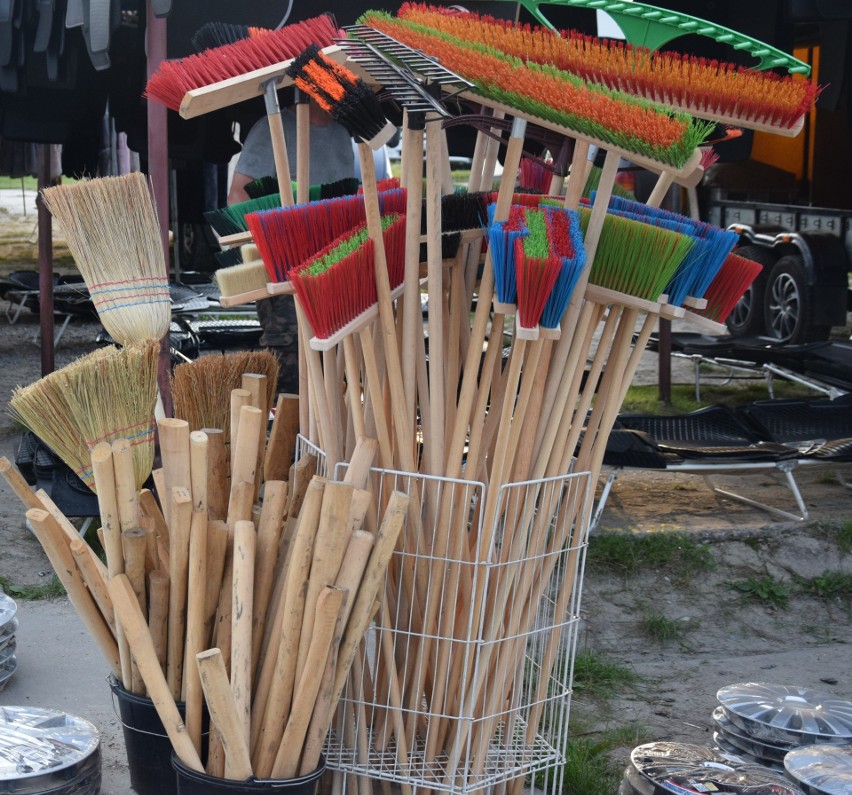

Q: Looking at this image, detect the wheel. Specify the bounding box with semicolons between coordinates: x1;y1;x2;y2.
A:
725;245;774;337
762;254;832;343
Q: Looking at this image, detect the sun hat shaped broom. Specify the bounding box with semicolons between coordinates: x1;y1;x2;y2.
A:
8;340;160;491
41;173;170;345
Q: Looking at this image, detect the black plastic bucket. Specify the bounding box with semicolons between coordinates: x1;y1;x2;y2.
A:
109;675;183;795
172;754;326;794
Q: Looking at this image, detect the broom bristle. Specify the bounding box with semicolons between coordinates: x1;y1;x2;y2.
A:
41;173;171;345
395;3;820;132
8;341;160;491
246;189;407;282
290;214;406;340
284;44;395;147
359;11;713;168
204;193;283;236
695;253;764;323
215;259;269;298
190;21;254;53
514;210;562;330
145;15;340;111
171;351;280;437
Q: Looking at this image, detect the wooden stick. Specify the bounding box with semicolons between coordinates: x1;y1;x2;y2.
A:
334;531;374;629
196;648;254;781
271;585;346;779
35;487;102;567
148;569;170;672
227;405;263;527
232;519;256;750
332;491;409;706
241;373;269;501
123;527;148;620
27;508;121;676
184;509;208;756
0;456;41;510
204;519;231;648
295;481;355;693
91;441;132;687
264;394;300;483
203;428;229;522
190;430;209;514
157;418;191;527
167;487;193;700
252;476;325;776
251;480;286;678
112;438;140;532
140;487;170;548
70;537;115;633
108;573;204;772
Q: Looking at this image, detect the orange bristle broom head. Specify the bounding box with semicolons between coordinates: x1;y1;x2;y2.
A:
694;252;764;324
393;3;821;134
145;14;340;111
245;188;407;283
284;43;398;149
359;11;713;168
289;214;406;341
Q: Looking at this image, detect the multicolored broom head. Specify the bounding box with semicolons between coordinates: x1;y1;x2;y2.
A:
8;341;160;491
393;3;821;136
488;203;586;337
145;14;340;111
41;173;171;346
289;214;406;348
284;43;398;149
245;188;407;283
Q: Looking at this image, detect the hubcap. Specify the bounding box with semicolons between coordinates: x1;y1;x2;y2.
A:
729;286;754;329
768;273;799;341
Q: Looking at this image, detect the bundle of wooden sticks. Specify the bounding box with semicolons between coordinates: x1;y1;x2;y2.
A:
2;378;409;781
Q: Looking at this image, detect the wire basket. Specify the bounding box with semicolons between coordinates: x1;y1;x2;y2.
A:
324;466;594;794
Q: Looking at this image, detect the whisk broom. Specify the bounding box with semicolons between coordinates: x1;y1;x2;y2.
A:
41;173;171;345
8;340;160;492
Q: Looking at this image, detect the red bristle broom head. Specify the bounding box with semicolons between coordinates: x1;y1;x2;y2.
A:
696;252;763;323
519;156;554;194
145;14;340;111
284;43;398;149
246;188;408;283
290;214;406;340
514;238;562;332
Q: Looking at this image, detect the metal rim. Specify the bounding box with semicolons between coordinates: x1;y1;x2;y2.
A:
767;271;800;340
784;744;852;794
717;683;852;742
728;284;755;330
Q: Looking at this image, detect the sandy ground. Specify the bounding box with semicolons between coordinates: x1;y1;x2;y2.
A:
1;188;851;792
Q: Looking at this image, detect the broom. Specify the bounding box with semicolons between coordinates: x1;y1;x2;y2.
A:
40;173;170;345
171;350;279;437
8;340;160;491
395;2;821;136
359;11;713;170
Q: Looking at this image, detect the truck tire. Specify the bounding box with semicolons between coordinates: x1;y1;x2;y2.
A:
763;254;832;343
725;245;773;337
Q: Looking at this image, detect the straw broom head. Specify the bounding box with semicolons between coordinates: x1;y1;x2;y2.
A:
41;173;171;345
8;340;160;492
171;350;280;435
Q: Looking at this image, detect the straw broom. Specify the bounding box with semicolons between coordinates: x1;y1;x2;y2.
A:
41;173;170;345
9;341;160;492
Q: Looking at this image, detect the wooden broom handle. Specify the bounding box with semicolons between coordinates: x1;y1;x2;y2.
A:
264;80;295;207
107;573;205;773
202;428;229;522
27;508;121;676
196;648;254;781
231;519;256;750
112;438;140;531
190;431;209;514
264;395;299;483
0;456;42;510
157;418;191;527
167;487;193;700
184;508;208;756
271;585;345;779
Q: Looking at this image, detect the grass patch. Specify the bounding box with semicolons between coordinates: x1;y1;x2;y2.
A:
729;575;790;608
572;650;640;699
0;176;38;191
796;571;852;602
836;521;852;555
0;574;65;600
620;381;813;415
554;724;650;795
639;611;693;644
587;533;714;581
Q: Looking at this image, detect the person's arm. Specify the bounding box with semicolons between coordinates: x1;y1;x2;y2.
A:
227;172;253;206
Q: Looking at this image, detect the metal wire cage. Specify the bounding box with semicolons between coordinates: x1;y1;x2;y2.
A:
324;466;594;794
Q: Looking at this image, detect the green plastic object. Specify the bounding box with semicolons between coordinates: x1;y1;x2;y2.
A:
505;0;811;75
